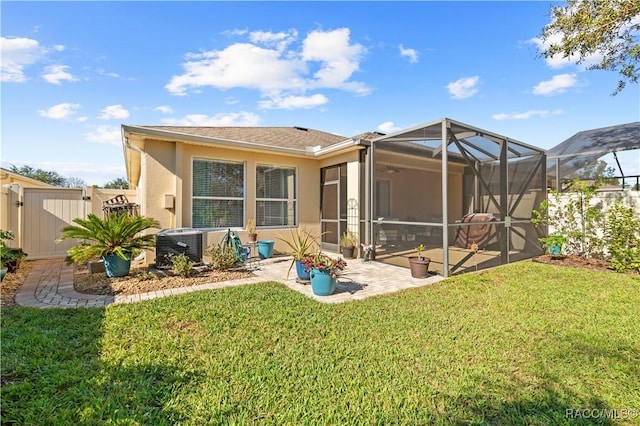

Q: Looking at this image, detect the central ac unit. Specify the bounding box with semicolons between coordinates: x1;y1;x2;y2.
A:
155;228;203;268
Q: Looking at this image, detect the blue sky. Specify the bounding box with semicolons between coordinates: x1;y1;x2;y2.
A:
2;1;638;185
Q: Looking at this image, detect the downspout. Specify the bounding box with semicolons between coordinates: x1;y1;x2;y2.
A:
121;129;144;189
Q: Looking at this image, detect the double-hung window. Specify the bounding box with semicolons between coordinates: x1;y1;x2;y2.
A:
256;165;296;227
192;159;244;229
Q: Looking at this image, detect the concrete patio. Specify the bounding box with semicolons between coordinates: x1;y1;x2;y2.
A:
15;255;445;309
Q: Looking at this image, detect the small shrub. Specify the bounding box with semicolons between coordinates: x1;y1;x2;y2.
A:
532;179;604;257
135;271;157;281
604;201;640;272
166;253;196;277
206;243;237;271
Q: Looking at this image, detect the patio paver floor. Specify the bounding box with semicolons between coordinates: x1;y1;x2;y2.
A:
14;256;445;309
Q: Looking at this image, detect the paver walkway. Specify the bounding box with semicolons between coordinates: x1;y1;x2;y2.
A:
15;256;445;309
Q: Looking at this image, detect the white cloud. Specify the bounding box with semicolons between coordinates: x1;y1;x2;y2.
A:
0;36;47;82
492;110;563;120
377;121;402;133
97;68;121;78
399;44;418;64
249;29;298;52
166;42;306;95
38;103;82;120
446;76;480;99
42;64;78;84
223;28;248;37
532;73;578;95
258;93;328;110
160;112;260;126
166;27;369;105
99;104;130;120
85;125;121;145
155;105;173;114
528;33;603;70
301;28;368;93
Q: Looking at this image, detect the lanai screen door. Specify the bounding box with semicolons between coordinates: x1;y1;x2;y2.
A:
320;164;347;252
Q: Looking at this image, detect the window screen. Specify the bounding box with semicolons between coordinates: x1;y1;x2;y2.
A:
256;165;296;226
192;159;244;228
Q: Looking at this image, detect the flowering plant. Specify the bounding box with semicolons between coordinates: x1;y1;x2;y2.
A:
300;253;347;278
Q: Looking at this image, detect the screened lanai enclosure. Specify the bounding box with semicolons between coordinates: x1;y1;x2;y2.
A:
368;118;546;277
547;122;640;191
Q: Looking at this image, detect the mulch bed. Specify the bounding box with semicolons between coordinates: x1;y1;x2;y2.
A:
1;262;34;307
532;254;624;273
73;265;255;296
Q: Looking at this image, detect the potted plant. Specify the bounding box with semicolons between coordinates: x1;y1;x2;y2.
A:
0;244;12;281
300;253;346;296
0;230;27;273
247;218;258;242
277;227;325;281
408;243;430;278
540;234;567;256
340;230;358;259
58;213;159;278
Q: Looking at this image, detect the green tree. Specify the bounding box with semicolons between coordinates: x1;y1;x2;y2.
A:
103;177;130;189
65;177;87;188
540;0;640;94
10;165;67;187
576;159;619;186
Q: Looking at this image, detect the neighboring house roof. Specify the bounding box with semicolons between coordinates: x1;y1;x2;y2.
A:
0;167;56;188
352;131;386;142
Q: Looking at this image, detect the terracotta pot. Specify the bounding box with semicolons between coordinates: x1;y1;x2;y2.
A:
341;246;355;259
248;233;258;242
408;256;430;278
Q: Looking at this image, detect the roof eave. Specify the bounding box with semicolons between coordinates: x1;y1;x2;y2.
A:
122;124;326;157
121;124;366;158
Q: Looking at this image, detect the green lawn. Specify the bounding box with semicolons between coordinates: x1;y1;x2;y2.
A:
2;261;639;425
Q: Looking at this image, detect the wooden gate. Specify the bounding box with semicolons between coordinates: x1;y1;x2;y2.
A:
22;188;86;259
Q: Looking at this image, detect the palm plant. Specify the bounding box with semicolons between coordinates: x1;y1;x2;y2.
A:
58;213;160;264
277;227;326;278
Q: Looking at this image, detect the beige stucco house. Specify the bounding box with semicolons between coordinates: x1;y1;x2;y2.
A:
121;125;372;256
122;118;547;276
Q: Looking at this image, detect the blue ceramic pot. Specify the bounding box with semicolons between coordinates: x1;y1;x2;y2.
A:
103;254;132;278
295;259;310;281
310;267;336;296
257;240;275;259
548;243;562;255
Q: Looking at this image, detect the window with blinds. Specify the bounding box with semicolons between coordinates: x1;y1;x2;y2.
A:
192;159;244;229
256;165;296;227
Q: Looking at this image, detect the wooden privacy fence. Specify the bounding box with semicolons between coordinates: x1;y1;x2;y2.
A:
1;185;137;259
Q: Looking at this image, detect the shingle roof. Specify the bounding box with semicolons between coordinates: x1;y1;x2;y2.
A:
137;126;349;150
352;131;386;142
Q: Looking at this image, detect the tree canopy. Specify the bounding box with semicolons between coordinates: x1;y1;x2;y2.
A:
540;0;640;94
9;165;86;188
103;177;130;189
10;165;68;187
